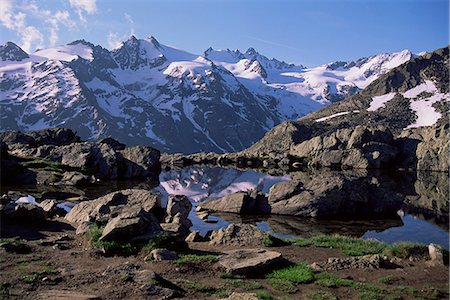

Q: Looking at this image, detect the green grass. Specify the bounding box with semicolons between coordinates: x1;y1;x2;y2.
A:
267;278;298;293
175;254;219;264
378;276;399;285
307;291;337;300
141;234;182;253
21;158;67;173
22;268;59;284
292;235;385;256
225;279;262;291
86;224;135;256
176;279;217;295
267;263;314;284
314;272;353;288
262;234;292;247
255;290;277;300
384;242;428;258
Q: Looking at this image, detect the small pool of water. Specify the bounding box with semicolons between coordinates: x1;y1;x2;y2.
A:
158;166;449;249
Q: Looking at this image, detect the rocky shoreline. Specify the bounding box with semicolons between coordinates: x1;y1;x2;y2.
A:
1;127;449;299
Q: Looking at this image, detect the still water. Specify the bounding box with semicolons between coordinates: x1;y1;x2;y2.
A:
158;166;449;249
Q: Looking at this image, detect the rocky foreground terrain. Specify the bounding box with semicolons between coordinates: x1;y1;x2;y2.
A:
1;187;449;300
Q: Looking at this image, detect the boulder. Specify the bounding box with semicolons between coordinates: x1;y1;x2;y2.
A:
310;255;385;271
11;203;46;223
120;145;161;178
289;125;398;169
163;195;192;237
65;189;162;241
147;248;179;261
185;230;205;243
102;263;182;298
40;199;68;217
218;248;283;275
209;224;266;247
199;191;269;214
426;243;444;267
267;171;403;217
61;171;91;186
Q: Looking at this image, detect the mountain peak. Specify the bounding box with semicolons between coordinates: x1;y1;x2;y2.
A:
245;47;257;56
144;35;161;48
0;42;29;61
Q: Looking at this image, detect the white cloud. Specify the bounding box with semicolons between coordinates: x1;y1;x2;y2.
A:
106;13;136;50
69;0;96;23
0;0;79;51
21;26;44;52
0;0;43;52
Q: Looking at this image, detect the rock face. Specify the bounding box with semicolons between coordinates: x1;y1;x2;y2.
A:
0;128;161;184
199;191;269;214
65;189;162;242
102;263;182;298
242;47;449;172
397;125;450;172
267;171;403;217
161;195;193;238
310;255;385;271
209;224;266;247
290;126;398;169
218;248;283;275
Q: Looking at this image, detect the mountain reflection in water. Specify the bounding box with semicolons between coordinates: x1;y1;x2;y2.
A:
158;166;449;249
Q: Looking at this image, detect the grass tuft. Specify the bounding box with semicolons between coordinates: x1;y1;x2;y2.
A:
175;254;218;265
307;290;337;300
314;272;353;288
267;263;314;284
267;278;298;293
262;235;292;247
292;235;385;256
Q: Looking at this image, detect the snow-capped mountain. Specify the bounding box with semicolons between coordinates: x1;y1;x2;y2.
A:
0;35;413;153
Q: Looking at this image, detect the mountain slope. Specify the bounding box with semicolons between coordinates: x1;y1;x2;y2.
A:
0;36;415;153
243;46;449;158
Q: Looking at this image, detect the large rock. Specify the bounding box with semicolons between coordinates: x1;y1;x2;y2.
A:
102;263;182;298
396;125;449;172
289;125;398;169
267;171;403;217
209;224;266;247
218;248;283;275
120;145;161;178
162;195;192;237
310;255;385;271
199;191;269;214
65;189;162;241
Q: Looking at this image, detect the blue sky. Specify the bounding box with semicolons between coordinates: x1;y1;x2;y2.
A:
1;0;448;66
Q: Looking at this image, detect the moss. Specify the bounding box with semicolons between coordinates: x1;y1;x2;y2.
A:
225;279;262;291
267;263;314;284
255;290;277;300
175;254;219;265
384;242;428;259
267;278;298;293
314;272;353;288
378;276;399;285
307;291;338;300
292;235;385;256
21;268;59;284
86;224;135;256
262;234;292;247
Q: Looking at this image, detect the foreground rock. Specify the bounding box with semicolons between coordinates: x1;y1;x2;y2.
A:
218;248;283;275
38;290;100;300
160;195;192;239
102;263;182;298
310;254;386;271
209;224;266;247
65;189;163;242
199;191;269;214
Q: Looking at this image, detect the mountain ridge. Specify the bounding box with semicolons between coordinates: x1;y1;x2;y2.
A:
0;35;417;153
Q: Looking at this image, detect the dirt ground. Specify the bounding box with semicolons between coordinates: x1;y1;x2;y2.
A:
0;218;448;300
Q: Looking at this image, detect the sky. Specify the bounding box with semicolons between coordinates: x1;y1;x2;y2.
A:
0;0;448;66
